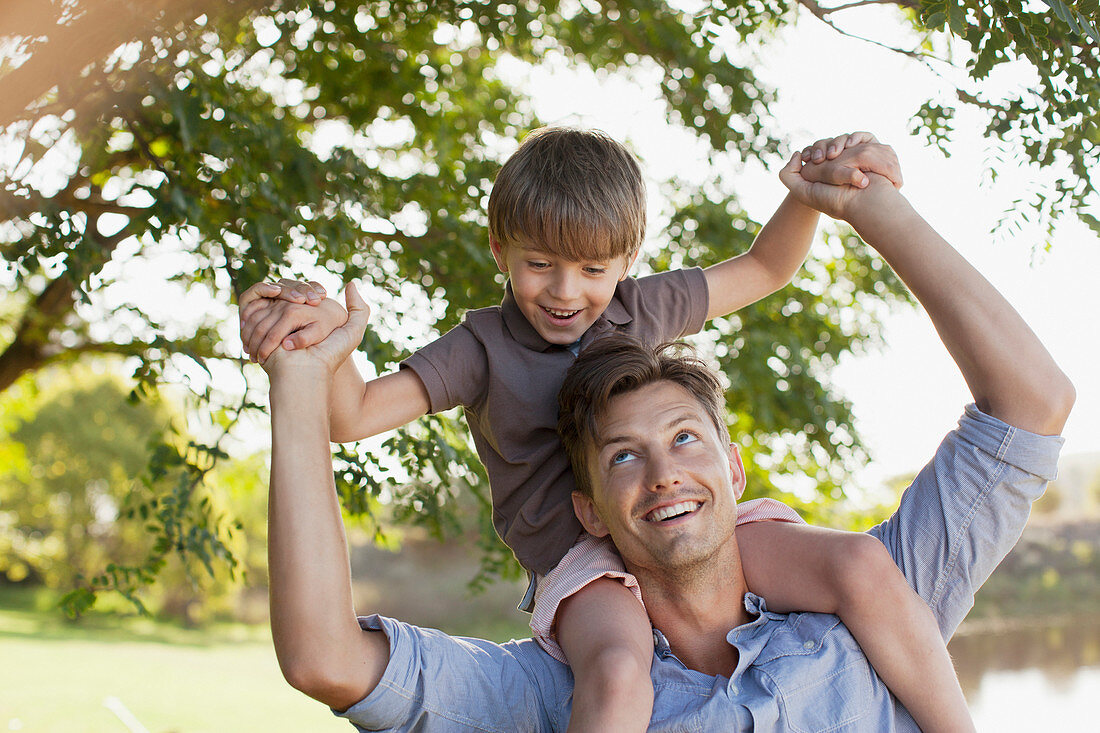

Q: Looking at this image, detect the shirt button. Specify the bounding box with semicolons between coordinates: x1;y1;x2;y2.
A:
803;640;815;650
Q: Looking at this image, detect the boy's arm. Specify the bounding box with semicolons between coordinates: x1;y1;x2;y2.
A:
701;133;902;322
702;193;820;321
239;283;431;442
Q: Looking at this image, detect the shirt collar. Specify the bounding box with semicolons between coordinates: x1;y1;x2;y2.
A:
500;280;634;353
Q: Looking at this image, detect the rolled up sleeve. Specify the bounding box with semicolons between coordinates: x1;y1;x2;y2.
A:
868;404;1064;639
336;615;569;732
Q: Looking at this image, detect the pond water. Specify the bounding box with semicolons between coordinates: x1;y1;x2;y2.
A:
949;617;1100;731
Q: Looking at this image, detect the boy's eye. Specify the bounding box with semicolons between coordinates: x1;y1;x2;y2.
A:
527;261;550;270
583;266;607;275
673;432;698;446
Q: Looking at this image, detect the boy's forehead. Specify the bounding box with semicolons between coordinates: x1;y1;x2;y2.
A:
504;224;637;264
515;243;628;266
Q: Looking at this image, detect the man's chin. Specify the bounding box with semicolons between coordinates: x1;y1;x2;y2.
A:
635;536;721;576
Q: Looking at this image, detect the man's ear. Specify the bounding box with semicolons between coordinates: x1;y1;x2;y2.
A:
727;443;747;501
489;236;508;273
572;491;610;538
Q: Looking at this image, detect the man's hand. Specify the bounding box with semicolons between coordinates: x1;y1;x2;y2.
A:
798;132;902;190
261;284;370;378
239;282;349;363
779;145;903;223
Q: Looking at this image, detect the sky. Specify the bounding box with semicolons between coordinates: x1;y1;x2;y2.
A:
500;13;1100;491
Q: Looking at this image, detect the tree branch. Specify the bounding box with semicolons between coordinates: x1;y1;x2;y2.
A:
795;0;944;67
54;192;147;218
955;89;1013;114
820;0;919;14
0;275;76;392
123;115;173;180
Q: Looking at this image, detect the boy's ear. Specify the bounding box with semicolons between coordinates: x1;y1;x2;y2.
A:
619;250;641;281
572;491;610;538
489;236;508;274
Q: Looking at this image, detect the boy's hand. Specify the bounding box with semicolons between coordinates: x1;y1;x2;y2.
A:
239;282;349;363
263;284;370;379
242;278;328;306
798;132;903;190
779;151;901;223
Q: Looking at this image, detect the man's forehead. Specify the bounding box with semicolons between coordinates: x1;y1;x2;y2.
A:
595;381;712;444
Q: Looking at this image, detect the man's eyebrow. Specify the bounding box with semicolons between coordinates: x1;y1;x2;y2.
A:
596;412;699;452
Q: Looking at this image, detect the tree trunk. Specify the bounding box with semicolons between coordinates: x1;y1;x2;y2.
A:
0;276;76;393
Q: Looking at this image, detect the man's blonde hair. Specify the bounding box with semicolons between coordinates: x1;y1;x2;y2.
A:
558;335;729;497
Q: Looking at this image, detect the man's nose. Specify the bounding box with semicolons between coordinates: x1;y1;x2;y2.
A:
646;453;682;492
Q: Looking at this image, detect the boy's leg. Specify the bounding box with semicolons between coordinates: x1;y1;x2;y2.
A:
557;578;653;733
737;521;975;732
532;535;653;733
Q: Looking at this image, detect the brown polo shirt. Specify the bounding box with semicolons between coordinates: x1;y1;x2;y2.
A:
400;267;709;575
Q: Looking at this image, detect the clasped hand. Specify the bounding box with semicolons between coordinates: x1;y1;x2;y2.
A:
251;284;367;380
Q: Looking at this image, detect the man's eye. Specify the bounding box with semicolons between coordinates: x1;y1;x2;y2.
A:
528;261;550;270
673;432;698;446
611;451;635;465
584;266;607;275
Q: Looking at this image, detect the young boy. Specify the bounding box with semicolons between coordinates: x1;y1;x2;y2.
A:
240;129;973;731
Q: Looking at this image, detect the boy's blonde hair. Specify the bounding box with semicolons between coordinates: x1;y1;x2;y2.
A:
488;127;646;262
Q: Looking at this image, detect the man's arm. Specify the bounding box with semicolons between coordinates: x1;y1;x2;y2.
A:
265;287;389;711
850;186;1074;433
780;144;1073;635
265;288;568;728
780;153;1074;433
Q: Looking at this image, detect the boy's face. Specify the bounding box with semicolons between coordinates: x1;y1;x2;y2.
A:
491;240;636;346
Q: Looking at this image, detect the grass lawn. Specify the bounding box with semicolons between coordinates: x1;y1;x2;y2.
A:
0;590;347;733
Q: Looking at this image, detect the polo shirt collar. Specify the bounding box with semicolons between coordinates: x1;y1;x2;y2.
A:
500;280;635;352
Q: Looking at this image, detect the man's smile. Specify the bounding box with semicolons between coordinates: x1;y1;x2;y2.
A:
643;499;703;524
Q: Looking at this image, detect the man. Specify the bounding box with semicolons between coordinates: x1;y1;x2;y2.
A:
261;141;1073;731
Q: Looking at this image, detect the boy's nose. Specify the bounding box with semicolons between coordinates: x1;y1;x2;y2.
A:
548;270;580;300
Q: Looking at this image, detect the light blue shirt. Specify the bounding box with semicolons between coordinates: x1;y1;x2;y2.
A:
336;405;1062;731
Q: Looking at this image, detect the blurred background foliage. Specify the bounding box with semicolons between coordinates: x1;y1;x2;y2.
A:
0;0;1095;618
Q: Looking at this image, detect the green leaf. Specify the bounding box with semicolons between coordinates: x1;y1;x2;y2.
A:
948;2;970;34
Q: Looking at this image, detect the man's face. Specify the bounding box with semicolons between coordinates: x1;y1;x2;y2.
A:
572;380;745;578
491;240;634;346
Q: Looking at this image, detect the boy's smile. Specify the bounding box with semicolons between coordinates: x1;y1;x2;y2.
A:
491;241;636;346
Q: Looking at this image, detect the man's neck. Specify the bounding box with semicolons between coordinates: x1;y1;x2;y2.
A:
635;555;752;678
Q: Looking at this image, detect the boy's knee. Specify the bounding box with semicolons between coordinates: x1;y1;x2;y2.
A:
578;643;653;688
830;533;905;601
